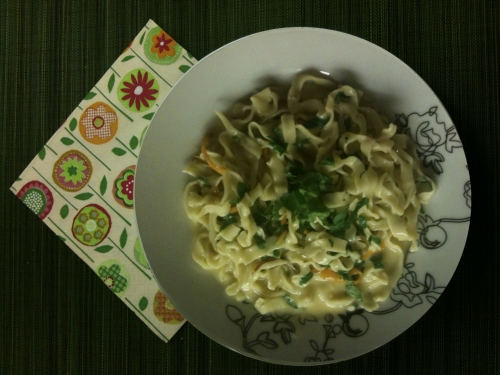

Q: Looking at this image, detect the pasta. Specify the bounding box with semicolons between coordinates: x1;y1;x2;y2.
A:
183;73;436;315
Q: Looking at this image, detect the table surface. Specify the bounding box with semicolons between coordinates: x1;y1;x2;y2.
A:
1;1;497;374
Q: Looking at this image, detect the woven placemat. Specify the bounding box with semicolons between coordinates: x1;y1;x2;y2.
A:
1;1;497;374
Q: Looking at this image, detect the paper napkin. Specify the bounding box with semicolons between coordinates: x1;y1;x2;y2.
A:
10;19;197;343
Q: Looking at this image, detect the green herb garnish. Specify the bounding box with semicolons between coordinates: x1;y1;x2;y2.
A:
358;215;367;229
294;137;309;150
368;235;382;245
283;294;298;309
345;283;363;301
371;253;385;269
196;176;211;187
230;182;250;204
253;233;266;249
304;116;330;129
267;126;288;155
319;155;335;167
299;272;314;285
218;214;237;231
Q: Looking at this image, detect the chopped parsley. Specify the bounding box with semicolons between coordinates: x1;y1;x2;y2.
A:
267;126;288;155
294;137;309;150
345;283;363;301
368;235;382;245
304;116;330;129
327;251;338;256
338;270;363;301
371;253;385;269
196;176;211;187
319;155;335;167
283;294;298;309
218;214;237;231
231;135;241;142
230;182;250;204
299;272;314;285
253;233;266;249
261;249;280;261
358;215;367;229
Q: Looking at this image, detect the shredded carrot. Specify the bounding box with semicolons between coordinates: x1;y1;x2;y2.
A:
362;249;378;260
310;267;320;274
276;230;287;245
280;215;288;226
201;136;227;175
229;206;238;214
320;268;344;283
349;268;363;285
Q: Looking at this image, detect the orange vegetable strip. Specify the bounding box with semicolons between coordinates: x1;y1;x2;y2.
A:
319;268;344;283
201;136;227;175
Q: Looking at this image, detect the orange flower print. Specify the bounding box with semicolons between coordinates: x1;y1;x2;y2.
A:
151;30;177;59
144;26;182;65
79;102;118;145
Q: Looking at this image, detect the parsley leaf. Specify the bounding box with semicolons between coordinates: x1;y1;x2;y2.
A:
319;155;335;167
218;214;237;231
304;116;330;129
283;294;298;309
371;253;385;269
294;137;309;150
358;215;367;229
196;176;212;188
267;126;288;155
253;233;266;249
299;272;314;285
230;182;250;204
368;235;382;245
345;283;363;301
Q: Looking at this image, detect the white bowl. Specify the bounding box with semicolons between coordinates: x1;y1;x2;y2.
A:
135;28;471;365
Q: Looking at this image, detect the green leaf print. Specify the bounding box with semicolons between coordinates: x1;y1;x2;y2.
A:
60;137;74;146
142;112;155;120
95;245;113;253
60;204;69;219
129;136;139;150
112;148;127;156
187;52;193;58
100;175;107;196
58;236;66;242
139;126;149;147
108;73;116;93
85;92;97;100
69;118;78;131
179;65;190;73
139;31;146;45
139;297;148;311
38;147;46;160
121;55;135;62
74;192;93;200
120;228;128;249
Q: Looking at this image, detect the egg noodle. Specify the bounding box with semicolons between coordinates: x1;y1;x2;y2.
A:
183;73;436;314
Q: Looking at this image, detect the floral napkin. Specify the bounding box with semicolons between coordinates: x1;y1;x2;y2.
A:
9;20;197;343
